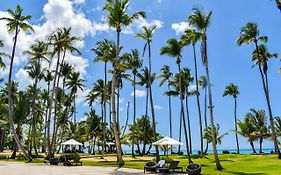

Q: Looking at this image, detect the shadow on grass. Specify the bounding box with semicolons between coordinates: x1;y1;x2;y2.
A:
224;171;266;175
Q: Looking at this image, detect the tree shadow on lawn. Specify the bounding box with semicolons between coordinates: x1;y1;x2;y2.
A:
224;171;266;175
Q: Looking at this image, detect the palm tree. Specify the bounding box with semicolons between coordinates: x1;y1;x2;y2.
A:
122;49;142;158
66;71;85;128
188;8;222;169
248;109;269;153
275;117;281;137
103;0;145;165
198;75;209;153
0;40;6;69
181;28;204;156
237;116;258;153
275;0;281;11
159;65;173;142
237;22;281;158
223;83;240;154
160;38;192;164
90;79;108;158
135;24;159;160
204;124;228;146
136;67;152;116
0;5;34;161
24;40;49;155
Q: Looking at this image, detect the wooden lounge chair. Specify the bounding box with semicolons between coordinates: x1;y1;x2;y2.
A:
144;160;166;173
168;161;183;172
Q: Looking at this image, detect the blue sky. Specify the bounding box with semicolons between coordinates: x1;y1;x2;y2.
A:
1;0;281;151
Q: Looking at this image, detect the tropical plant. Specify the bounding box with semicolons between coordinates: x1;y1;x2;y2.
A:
247;109;269;153
237;22;281;159
188;8;222;169
0;40;6;69
103;0;145;165
204;124;228;145
0;4;34;161
160;38;192;164
237;116;258;153
275;117;281;137
223;83;240;154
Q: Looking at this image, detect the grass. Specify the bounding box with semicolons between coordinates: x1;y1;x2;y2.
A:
82;154;281;175
1;153;281;174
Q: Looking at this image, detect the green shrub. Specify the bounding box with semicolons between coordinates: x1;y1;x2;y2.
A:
59;153;81;162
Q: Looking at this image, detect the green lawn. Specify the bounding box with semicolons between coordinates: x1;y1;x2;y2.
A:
1;153;281;174
83;154;281;175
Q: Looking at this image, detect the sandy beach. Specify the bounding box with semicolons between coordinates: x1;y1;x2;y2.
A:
0;161;144;175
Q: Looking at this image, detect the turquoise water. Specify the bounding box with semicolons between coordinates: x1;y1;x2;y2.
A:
122;148;276;155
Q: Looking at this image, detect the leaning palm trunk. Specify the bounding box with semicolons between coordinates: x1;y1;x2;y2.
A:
112;30;124;166
192;44;203;157
47;51;61;159
185;94;192;154
254;41;281;158
250;141;257;153
202;36;222;170
203;86;209;154
7;27;32;161
177;61;192;164
234;97;240;154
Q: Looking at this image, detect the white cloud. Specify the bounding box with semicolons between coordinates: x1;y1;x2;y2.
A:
188;84;197;93
171;22;193;35
76;88;90;106
72;0;85;5
136;18;163;29
131;89;146;97
15;68;33;90
154;105;163;110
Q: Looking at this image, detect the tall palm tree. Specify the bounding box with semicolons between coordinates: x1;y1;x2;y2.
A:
181;28;204;156
188;8;222;169
122;49;142;158
0;40;6;69
248;109;269;153
136;24;159;160
103;0;145;165
198;75;209;153
0;5;34;161
237;22;281;158
24;40;49;155
204;124;228;146
159;65;173;142
90;79;108;158
223;83;240;154
160;38;192;164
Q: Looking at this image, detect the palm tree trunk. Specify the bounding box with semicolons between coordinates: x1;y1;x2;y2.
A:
203;37;222;170
7;27;32;161
185;94;192;154
259;138;263;153
234;98;240;154
149;85;160;162
168;85;172;153
250;141;257;153
47;50;61;159
177;61;192;164
193;44;203;157
101;101;105;158
132;74;136;158
178;106;182;154
147;42;159;162
113;30;124;166
117;86;120;132
254;41;281;158
122;102;129;138
42;81;50;153
204;87;209;154
145;87;148;116
32;75;39;155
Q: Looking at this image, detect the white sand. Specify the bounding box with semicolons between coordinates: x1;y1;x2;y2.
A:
0;161;144;175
